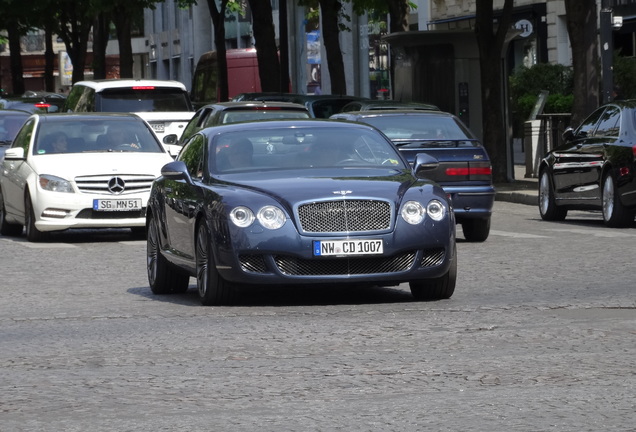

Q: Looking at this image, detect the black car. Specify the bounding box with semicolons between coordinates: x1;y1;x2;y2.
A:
146;120;457;305
0;91;66;113
338;100;440;112
169;101;311;149
539;100;636;227
0;109;31;160
331;110;494;242
231;93;369;118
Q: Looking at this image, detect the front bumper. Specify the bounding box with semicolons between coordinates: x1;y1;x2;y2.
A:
33;190;150;232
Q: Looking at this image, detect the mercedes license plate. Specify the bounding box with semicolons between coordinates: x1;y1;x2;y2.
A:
93;198;142;211
313;239;383;256
150;123;165;133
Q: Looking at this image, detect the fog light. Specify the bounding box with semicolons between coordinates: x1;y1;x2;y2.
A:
42;208;69;218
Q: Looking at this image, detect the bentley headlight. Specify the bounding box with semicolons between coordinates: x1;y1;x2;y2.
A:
427;199;446;221
39;175;74;193
401;200;426;225
230;206;255;227
257;205;286;230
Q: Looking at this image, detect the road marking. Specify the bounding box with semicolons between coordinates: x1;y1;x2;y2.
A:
490;230;548;238
11;241;77;249
544;228;636;238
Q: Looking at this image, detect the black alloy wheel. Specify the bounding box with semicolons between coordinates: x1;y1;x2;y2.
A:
195;221;234;306
147;215;189;294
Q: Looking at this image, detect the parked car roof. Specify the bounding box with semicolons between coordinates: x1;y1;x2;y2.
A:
339;100;440;112
69;79;188;91
231;93;370;118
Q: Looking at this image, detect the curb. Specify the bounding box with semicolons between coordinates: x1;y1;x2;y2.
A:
495;189;537;206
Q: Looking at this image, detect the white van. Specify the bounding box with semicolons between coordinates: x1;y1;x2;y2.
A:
63;79;195;157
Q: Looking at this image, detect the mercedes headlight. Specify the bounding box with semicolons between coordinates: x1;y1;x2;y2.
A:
39;175;74;193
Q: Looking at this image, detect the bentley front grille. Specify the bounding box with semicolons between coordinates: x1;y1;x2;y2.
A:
297;199;391;233
75;175;156;195
274;252;416;276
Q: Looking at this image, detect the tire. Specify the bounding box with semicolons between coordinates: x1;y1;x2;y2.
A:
0;189;23;237
196;221;234;306
602;171;635;228
409;253;457;301
538;169;567;221
461;217;490;242
25;193;47;242
146;215;190;294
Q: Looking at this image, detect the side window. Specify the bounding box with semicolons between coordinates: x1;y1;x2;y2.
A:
63;86;83;112
178;134;205;179
575;107;606;138
593;106;620;137
80;87;96;112
179;108;209;143
12;118;35;153
202;109;219;128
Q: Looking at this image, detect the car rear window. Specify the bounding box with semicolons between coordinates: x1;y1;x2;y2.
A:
97;88;192;112
362;115;477;145
220;110;310;123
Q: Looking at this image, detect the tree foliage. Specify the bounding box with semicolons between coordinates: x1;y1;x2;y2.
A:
509;63;574;135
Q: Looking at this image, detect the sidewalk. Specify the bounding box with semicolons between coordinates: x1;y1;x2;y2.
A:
494;164;538;206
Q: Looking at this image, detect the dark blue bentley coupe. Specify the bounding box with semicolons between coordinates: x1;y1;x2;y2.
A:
146;120;457;305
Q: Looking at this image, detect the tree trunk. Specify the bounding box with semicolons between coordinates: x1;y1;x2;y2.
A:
92;13;110;80
44;25;56;92
57;5;93;84
475;0;514;184
388;0;409;33
564;0;599;125
279;0;290;92
319;0;346;95
207;0;229;101
113;7;134;79
7;22;25;95
248;0;281;92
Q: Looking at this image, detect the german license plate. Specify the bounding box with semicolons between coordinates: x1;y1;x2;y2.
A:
313;239;383;256
93;198;142;211
150;123;165;133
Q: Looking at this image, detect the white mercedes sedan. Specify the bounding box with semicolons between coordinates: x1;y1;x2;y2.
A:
0;113;174;241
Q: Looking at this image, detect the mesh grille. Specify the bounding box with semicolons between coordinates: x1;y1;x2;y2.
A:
274;252;416;276
239;255;268;273
75;175;156;195
297;200;391;233
420;248;446;267
76;209;145;219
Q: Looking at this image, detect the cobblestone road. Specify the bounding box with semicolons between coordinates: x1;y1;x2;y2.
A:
1;202;634;431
